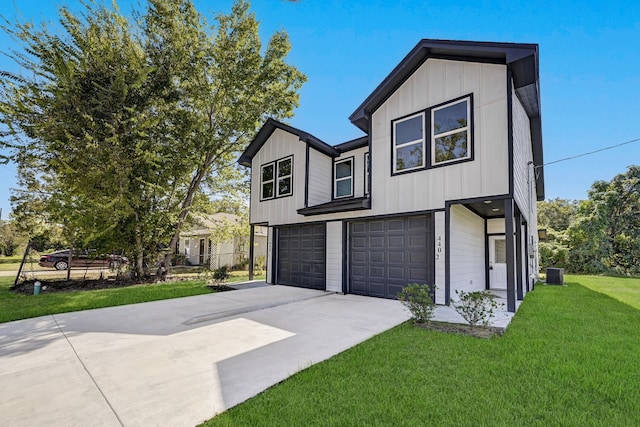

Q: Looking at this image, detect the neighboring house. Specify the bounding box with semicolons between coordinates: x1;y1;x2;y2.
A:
239;39;544;312
179;213;268;269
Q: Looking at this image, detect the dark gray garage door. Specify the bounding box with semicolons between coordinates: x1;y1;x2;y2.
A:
350;215;433;299
276;224;326;290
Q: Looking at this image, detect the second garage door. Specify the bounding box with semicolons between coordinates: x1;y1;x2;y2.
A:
276;224;326;290
350;215;434;299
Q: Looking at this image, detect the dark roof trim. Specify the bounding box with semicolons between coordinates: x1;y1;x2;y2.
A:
334;136;369;153
349;39;540;132
238;118;338;167
297;196;371;216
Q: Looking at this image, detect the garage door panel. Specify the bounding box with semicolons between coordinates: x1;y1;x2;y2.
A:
388;251;404;263
369;221;385;232
277;224;326;290
387;219;404;231
410;234;427;247
370;251;385;263
388;235;405;247
388;267;405;279
370;236;385;248
370;266;385;277
408;216;428;229
350;215;433;299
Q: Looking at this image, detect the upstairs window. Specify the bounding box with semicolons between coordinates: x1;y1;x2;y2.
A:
431;97;471;165
393;112;424;173
260;163;275;200
277;156;293;197
334;157;353;198
260;155;293;200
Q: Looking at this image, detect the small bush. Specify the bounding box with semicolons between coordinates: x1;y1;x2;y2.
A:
211;266;230;287
397;284;436;324
452;290;501;327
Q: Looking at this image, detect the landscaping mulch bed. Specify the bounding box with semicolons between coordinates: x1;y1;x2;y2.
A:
11;276;234;295
416;321;504;338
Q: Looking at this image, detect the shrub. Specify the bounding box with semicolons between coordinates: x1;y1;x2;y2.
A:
397;284;436;324
211;266;230;287
452;290;501;327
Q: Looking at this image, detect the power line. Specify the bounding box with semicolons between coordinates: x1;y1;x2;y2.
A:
536;137;640;169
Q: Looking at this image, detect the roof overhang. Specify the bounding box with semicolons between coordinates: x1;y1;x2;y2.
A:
349;39;544;200
238;118;338;167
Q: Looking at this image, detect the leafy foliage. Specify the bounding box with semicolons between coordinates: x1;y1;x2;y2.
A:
397;283;436;324
537;166;640;276
566;166;640;275
0;0;305;277
452;290;501;327
537;198;577;268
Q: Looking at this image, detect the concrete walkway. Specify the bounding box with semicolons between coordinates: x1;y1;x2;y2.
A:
0;285;410;427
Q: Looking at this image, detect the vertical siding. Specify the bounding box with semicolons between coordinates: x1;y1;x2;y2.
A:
434;211;446;304
308;148;332;206
450;205;486;296
512;86;534;223
369;59;509;217
487;218;505;234
511;84;540;283
335;147;368;198
250;129;307;226
265;227;273;284
325;221;343;292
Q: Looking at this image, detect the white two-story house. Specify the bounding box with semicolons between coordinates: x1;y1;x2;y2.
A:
239;39;544;312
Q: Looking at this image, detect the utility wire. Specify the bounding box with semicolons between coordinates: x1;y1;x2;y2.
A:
536;137;640;169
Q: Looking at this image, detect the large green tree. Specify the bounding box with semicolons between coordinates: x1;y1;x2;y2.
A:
537;198;578;269
567;165;640;275
0;0;305;276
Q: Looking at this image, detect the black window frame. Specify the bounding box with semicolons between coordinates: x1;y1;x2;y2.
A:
390;94;474;176
430;95;473;167
260;155;294;201
391;111;425;175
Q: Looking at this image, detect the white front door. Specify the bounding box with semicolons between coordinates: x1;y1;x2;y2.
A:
489;236;507;289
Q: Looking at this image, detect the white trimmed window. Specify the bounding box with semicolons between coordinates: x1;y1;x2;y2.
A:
393;112;424;173
276;156;293;197
432;97;471;165
334;157;353;198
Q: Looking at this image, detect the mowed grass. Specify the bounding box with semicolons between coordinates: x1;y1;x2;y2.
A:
0;271;264;324
205;276;640;426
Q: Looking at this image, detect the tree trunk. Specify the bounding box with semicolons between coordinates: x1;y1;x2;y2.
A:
164;160;212;271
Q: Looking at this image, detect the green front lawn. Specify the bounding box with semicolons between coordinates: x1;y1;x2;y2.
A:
0;271;265;324
205;275;640;426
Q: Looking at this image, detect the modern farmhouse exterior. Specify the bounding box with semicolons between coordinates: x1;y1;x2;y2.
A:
239;39;544;312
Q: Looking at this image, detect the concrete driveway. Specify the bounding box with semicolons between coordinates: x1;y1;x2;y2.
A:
0;285;409;427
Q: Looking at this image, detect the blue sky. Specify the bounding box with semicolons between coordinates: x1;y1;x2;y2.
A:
1;0;639;219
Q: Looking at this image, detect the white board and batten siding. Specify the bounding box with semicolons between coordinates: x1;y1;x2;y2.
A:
325;221;343;292
434;211;446;304
307;148;332;207
369;59;509;217
250;129;307;226
335;147;369;199
512;85;535;224
449;205;486;297
265;227;273;284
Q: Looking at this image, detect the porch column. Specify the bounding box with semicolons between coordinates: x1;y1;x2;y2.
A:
515;209;524;301
504;199;516;312
248;224;255;281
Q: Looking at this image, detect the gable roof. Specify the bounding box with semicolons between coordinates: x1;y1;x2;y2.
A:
349;39;541;130
348;39;544;200
238;118;338;167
